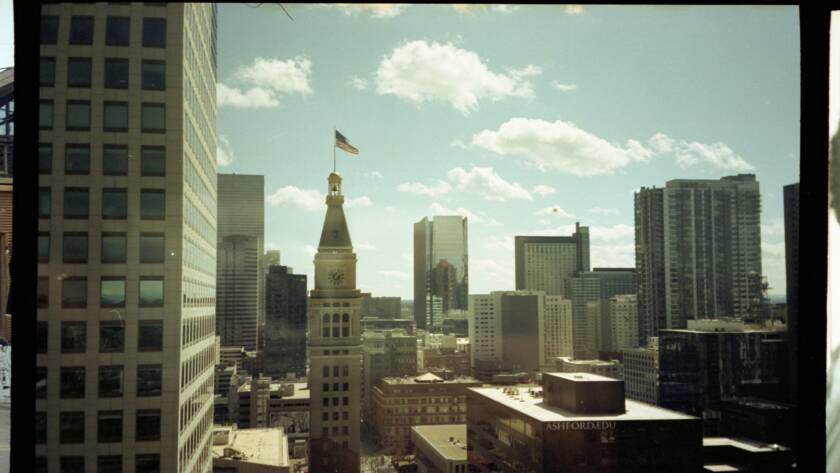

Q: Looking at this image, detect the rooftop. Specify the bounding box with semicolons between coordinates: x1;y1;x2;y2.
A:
412;424;467;461
381;374;480;385
556;358;621;368
468;385;696;422
238;382;309;400
211;427;289;467
702;437;791;453
704;465;742;472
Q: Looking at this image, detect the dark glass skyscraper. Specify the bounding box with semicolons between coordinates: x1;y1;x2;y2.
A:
263;265;307;378
783;182;798;404
413;216;468;330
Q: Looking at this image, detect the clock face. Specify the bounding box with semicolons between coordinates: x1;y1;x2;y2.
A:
328;268;345;286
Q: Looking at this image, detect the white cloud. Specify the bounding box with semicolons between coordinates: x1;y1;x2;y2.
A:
452;4;520;13
330;3;409;18
266;186;324;212
648;133;754;172
429;203;502;226
266;241;280;251
302;245;318;257
564;5;584;15
351;76;368;90
589;223;635;242
551;81;578;92
761;242;787;295
446;167;532;201
376;40;541;114
365;171;384;179
402;252;413;263
535;206;576;219
470;258;515;293
482;235;514;252
470;118;654;176
761;219;785;238
355;242;377;250
385;206;396;213
397;180;452;197
346;196;373;208
590;207;619;216
217;135;235;167
533;184;556;197
218;56;313;108
379;270;411;279
590;243;635;268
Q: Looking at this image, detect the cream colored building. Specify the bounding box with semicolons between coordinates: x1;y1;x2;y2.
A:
36;4;217;472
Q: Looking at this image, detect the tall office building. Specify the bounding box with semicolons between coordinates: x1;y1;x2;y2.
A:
308;172;362;473
263;265;307;379
515;223;590;297
783;182;798;404
566;268;636;358
260;249;281;347
635;175;763;342
216;174;264;353
36;4;218;472
414;216;468;330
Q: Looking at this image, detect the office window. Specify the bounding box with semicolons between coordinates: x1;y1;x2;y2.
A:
322;412;328;421
38;232;50;263
102;232;127;263
60;412;85;443
98;411;123;443
60;457;85;473
36;412;46;444
141;103;165;132
139;233;164;263
100;277;126;307
106;16;130;45
343;382;349;391
104;101;128;131
100;321;124;353
36;457;47;473
40;16;59;44
62;277;87;308
139;277;164;307
69;16;94;44
342;397;348;406
99;366;124;398
37;277;49;308
140;190;165;219
138;321;163;351
103;145;128;175
36;367;47;399
323;383;329;392
66;100;91;130
140;146;165;176
102;188;128;219
64;144;90;175
67;57;92;87
37;322;47;353
39;188;50;217
40;57;55;86
141;60;165;90
63;188;89;219
342;365;349;376
62;232;88;263
60;366;85;398
97;456;122;473
342;411;348;420
322;398;328;407
142;18;166;47
104;58;129;89
61;322;86;353
39;144;52;174
135;455;160;473
137;364;162;396
136;409;161;441
39;101;53;129
322;366;329;377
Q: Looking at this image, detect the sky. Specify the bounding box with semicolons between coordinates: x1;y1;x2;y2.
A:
222;5;799;300
0;0;12;69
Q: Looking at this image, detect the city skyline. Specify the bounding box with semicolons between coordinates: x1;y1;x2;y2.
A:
216;4;799;299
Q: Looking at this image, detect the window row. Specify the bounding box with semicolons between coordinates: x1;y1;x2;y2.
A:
321;313;351;338
36;320;163;355
35;364;162;400
321;364;350;378
36;454;160;473
39;143;165;176
39;100;166;133
35;409;161;444
38;187;166;220
40;57;165;90
321;411;350;422
40;15;166;47
38;232;165;264
321;396;350;407
37;276;165;309
322;382;350;393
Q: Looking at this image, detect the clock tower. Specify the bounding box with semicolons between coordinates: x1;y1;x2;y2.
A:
309;172;362;473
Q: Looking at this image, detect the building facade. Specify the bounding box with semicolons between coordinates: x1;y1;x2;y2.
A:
232;378;310;441
621;337;660;405
360;295;402;319
0;66;11;328
555;357;623;379
783;182;798;405
36;4;218;472
543;295;574;361
362;330;418;421
308;172;362;473
410;424;468;473
263;265;307;379
515;223;589;297
635;175;763;342
414;216;468;330
566;268;636;359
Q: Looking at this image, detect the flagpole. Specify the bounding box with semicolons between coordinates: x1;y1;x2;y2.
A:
333;126;336;173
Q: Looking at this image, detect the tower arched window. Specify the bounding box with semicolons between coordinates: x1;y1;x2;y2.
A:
333;313;340;323
342;313;349;323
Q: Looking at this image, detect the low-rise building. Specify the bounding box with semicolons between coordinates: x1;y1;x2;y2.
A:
555;356;623;379
211;425;290;473
362;330;418;421
411;424;468;473
362;317;415;334
622;337;659;404
233;379;310;441
370;373;481;454
422;348;470;377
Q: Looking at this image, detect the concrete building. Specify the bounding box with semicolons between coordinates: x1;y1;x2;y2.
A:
544;295;574;361
36;4;218;472
360;295;402;319
718;398;795;446
370;373;480;454
702;437;794;473
260;249;281;346
621;337;660;404
362;330;418;421
361;317;413;334
263;265;307;379
467;373;702;473
588;294;640;356
515;223;589;297
410;424;467;473
217;174;264;353
635;175;763;343
566;268;636;359
422;348;470;377
308;172;363;473
555;357;623;379
414;216;468;330
232;379;310;442
211;426;290;473
783;182;798;405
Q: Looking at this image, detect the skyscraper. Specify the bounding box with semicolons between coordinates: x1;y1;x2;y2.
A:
515;223;590;297
414;216;468;330
635;174;763;341
263;265;307;379
36;4;218;472
217;174;264;352
783;182;798;404
309;172;362;473
566;268;636;358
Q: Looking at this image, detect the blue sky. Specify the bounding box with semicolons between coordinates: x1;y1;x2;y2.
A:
221;4;798;299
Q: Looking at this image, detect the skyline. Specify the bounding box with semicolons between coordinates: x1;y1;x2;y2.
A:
217;4;799;299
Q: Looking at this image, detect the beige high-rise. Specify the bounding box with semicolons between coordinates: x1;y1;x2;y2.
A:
37;4;217;472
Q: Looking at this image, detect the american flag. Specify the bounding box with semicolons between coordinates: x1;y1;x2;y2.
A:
335;130;359;155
